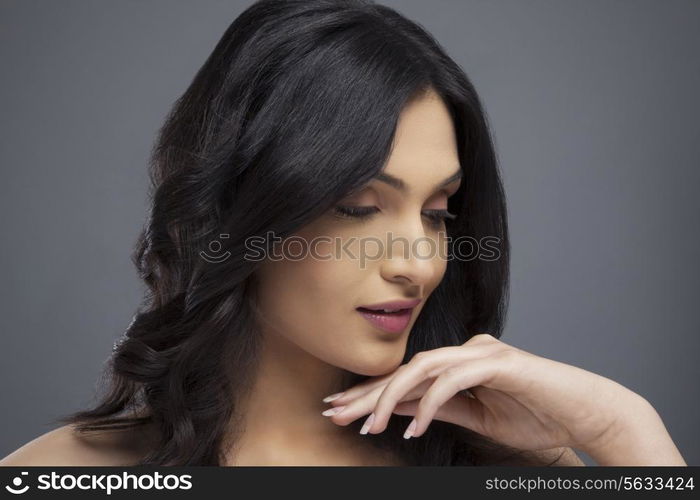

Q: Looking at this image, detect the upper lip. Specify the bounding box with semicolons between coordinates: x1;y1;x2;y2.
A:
356;298;422;311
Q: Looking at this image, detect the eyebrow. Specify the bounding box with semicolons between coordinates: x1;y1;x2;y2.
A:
374;168;463;194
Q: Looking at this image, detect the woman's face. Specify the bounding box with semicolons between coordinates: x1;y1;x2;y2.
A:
255;89;462;376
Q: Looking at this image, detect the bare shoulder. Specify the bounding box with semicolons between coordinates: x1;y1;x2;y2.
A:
533;446;586;466
0;422;158;467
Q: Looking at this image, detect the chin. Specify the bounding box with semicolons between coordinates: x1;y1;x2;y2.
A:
344;351;406;377
353;365;398;377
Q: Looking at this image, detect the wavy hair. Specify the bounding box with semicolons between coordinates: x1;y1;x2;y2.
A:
54;0;563;466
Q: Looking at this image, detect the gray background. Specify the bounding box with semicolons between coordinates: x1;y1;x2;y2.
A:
1;0;698;466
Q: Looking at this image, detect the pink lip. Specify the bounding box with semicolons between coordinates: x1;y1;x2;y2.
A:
357;298;422;311
356;298;422;334
357;308;414;333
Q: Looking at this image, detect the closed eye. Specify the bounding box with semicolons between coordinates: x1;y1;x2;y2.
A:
332;205;456;229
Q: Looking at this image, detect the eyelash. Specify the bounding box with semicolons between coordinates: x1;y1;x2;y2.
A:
333;205;457;229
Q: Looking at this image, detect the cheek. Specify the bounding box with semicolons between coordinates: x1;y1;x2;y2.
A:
254;253;357;352
432;233;449;284
253;249;408;375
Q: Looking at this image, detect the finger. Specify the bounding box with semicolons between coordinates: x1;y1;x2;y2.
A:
393;395;489;435
409;358;498;438
325;337;505;406
325;345;483;406
367;343;504;433
323;372;395;406
325;378;434;427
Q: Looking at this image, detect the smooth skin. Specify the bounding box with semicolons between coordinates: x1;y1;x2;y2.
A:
322;333;687;465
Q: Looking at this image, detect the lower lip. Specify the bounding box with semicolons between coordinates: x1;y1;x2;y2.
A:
356;308;413;334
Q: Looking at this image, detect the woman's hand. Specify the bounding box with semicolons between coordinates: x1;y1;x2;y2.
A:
321;333;686;464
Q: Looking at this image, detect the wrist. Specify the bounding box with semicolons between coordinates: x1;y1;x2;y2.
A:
579;393;686;466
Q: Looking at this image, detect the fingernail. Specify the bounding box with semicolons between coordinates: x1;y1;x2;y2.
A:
321;406;346;417
403;418;417;439
322;392;345;403
359;413;375;435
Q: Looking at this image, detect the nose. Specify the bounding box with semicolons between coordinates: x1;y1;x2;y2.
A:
379;219;440;287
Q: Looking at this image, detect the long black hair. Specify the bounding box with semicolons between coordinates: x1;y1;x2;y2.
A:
54;0;562;466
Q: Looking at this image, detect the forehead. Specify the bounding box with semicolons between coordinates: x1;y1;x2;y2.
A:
383;89;460;179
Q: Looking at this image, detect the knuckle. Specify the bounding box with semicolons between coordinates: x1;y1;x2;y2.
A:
411;350;427;362
469;332;498;344
439;366;462;386
494;348;519;363
410;352;432;377
440;365;458;378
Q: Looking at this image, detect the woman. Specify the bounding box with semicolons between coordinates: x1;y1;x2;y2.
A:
1;0;686;466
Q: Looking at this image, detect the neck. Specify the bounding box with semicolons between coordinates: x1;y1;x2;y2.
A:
223;329;391;465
